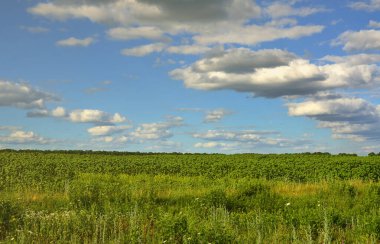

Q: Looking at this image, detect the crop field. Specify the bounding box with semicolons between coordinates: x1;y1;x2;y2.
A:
0;150;380;243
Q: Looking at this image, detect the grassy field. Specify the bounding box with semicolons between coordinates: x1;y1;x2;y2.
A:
1;150;380;243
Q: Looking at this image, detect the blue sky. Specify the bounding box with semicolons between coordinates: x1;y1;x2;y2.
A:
1;0;380;154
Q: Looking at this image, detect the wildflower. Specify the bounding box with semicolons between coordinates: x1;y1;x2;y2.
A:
286;202;290;206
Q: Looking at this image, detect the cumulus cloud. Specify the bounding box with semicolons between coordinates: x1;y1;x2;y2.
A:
29;0;324;49
320;53;380;65
177;107;233;123
0;80;58;109
0;129;52;144
192;129;308;151
265;2;328;19
28;106;127;125
56;37;95;47
149;43;213;60
87;125;131;136
27;106;66;118
145;140;182;151
287;93;380;141
51;106;67;117
27;109;50;118
130;116;183;140
69;109;126;123
333;30;380;51
171;48;380;98
28;0;261;28
92;135;131;144
166;45;211;55
369;20;380;28
194;141;236;149
288;94;379;123
193;129;278;142
204;109;232;123
349;0;380;11
121;43;166;56
193;24;324;45
107;26;168;41
0;126;21;131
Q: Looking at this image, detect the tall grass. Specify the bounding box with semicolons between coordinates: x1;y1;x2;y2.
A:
1;150;379;242
1;174;379;243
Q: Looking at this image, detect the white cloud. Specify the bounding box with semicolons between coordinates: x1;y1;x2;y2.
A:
28;2;120;22
87;125;131;136
265;2;328;19
0;130;51;144
92;116;184;145
28;0;261;30
265;18;298;28
130;116;183;140
171;48;380;98
29;0;324;49
27;105;128;127
176;107;203;112
204;109;232;123
69;109;126;123
362;145;380;152
333;30;380;51
193;24;324;45
166;45;211;55
287;94;378;122
192;129;308;151
369;20;380;28
121;43;166;56
56;37;95;47
27;106;66;118
349;0;380;11
287;93;380;141
0;126;21;131
51;106;67;117
27;109;50;118
107;26;168;41
194;141;234;149
146;140;182;151
320;53;380;65
91;134;133;144
0;80;58;109
193;129;278;142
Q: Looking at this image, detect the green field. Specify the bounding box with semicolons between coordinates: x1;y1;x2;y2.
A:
1;150;380;243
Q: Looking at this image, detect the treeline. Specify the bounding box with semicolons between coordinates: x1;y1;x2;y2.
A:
0;149;360;156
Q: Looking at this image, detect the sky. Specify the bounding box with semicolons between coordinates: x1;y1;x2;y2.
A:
1;0;380;154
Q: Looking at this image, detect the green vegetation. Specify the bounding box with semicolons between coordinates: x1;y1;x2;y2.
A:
1;150;380;243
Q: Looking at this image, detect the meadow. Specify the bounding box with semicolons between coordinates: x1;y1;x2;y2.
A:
0;150;379;243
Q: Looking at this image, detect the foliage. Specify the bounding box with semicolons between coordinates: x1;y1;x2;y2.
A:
0;150;380;242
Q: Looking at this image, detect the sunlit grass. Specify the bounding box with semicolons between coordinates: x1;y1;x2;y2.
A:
1;151;380;242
